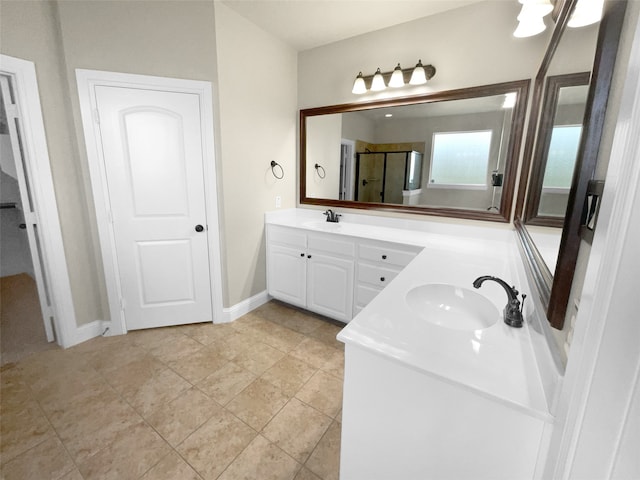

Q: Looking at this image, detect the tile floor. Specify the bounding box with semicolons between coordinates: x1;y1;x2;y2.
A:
0;301;345;480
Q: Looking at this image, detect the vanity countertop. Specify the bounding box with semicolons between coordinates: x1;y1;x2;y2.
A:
265;208;551;421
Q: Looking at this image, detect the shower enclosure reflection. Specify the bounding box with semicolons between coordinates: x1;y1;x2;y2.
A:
355;150;422;204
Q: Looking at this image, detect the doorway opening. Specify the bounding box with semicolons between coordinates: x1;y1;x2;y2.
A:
0;74;55;364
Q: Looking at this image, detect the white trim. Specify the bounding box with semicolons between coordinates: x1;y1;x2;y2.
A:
0;55;77;348
73;319;110;344
401;188;422;197
543;12;640;479
541;186;571;194
426;182;488;190
75;69;225;335
222;290;270;323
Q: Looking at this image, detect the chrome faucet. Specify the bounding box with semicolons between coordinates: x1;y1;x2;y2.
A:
323;209;341;223
472;276;526;328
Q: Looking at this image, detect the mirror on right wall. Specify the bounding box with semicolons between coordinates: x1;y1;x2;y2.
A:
515;0;627;329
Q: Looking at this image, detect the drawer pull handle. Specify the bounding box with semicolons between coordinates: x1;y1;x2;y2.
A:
307;255;312;259
382;255;387;260
380;277;386;282
300;253;305;257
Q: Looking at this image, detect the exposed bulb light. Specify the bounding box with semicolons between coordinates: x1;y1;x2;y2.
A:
352;72;367;95
514;0;551;38
370;68;386;91
409;60;427;85
514;15;546;37
388;63;405;88
502;92;517;109
518;0;553;17
568;0;604;28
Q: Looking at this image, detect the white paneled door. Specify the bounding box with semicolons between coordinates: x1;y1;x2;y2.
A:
95;86;212;330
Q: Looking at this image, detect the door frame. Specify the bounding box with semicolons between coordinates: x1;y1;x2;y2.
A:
76;69;224;335
0;54;76;347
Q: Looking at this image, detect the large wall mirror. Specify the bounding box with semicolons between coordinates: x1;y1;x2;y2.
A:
515;0;627;329
300;80;530;223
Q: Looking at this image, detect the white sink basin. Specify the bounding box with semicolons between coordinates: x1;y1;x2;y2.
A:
405;283;499;331
302;220;343;231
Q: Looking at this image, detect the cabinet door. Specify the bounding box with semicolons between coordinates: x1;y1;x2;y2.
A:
267;244;307;308
307;252;354;323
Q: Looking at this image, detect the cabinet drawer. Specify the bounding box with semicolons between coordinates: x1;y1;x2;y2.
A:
268;226;306;249
308;233;355;257
357;263;401;288
358;242;420;267
355;283;382;308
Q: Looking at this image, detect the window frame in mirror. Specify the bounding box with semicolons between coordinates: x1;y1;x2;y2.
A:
515;0;627;329
300;80;530;223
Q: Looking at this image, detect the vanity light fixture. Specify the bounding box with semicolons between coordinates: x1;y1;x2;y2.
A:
568;0;605;28
513;0;553;38
351;60;436;95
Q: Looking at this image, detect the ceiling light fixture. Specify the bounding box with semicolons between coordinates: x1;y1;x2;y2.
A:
351;60;436;95
513;0;553;38
568;0;605;28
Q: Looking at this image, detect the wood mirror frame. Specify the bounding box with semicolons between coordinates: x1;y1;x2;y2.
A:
300;80;530;223
515;0;627;329
523;71;591;228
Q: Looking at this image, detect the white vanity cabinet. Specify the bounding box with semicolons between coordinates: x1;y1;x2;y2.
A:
266;226;307;308
266;225;355;322
354;240;422;316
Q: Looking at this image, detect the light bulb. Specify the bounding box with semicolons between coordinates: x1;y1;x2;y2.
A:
388;64;405;88
370;68;386;91
568;0;604;28
513;14;546;37
518;0;553;17
409;60;427;85
352;72;367;94
502;92;517;109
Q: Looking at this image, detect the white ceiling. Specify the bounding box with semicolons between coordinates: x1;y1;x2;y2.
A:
220;0;486;51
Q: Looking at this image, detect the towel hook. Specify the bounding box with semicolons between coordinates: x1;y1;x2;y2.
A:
314;163;326;179
270;160;284;179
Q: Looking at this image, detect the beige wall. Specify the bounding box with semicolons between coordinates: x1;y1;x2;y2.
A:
1;0;297;327
0;0;105;327
213;3;297;306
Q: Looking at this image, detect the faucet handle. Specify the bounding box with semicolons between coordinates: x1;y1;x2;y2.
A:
520;293;527;314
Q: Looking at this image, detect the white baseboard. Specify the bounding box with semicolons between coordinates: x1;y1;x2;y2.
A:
64;291;271;347
221;290;270;323
66;319;109;348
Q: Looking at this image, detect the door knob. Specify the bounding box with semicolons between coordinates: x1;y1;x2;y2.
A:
195;224;204;232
